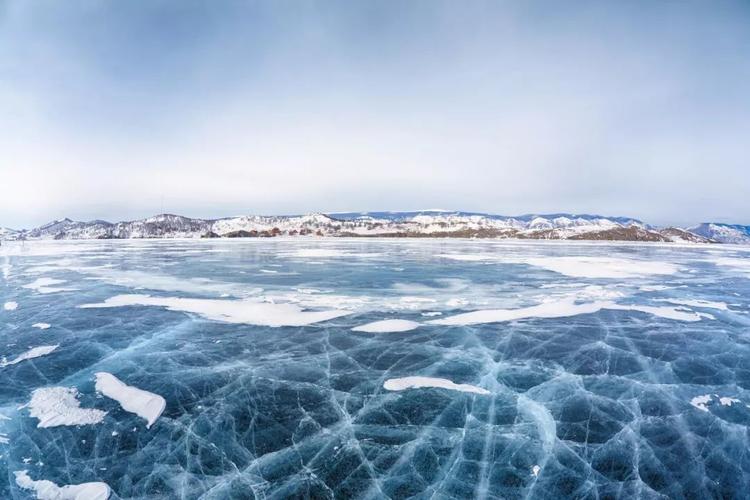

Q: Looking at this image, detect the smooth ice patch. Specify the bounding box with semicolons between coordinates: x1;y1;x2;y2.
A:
1;345;58;367
80;294;352;327
32;323;51;330
4;301;18;310
352;319;422;333
25;387;106;428
383;376;490;395
95;372;165;428
15;470;111;500
523;256;678;279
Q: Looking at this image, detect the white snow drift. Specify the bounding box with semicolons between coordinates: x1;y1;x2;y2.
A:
95;372;165;428
1;345;58;367
15;470;111;500
352;319;421;333
383;376;490;395
80;294;352;327
25;387;106;428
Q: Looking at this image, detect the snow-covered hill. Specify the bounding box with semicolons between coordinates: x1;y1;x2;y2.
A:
0;210;726;243
690;223;750;244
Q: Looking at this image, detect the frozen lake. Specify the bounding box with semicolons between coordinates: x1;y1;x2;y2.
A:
1;239;750;499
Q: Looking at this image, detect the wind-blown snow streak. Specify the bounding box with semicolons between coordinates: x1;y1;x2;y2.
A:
657;298;729;310
1;345;58;367
14;470;111;500
384;376;490;395
429;298;702;326
25;387;106;428
352;319;422;333
95;372;165;428
436;255;679;278
22;277;74;294
522;256;679;279
80;294;352;327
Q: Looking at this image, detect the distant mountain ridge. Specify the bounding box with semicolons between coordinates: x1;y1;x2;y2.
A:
0;210;746;243
689;223;750;244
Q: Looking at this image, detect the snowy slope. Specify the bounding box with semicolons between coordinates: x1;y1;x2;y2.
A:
690;223;750;244
0;211;725;243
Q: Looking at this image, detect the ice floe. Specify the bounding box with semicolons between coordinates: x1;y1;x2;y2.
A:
4;301;18;310
80;294;352;327
383;376;490;395
15;470;111;500
24;387;106;428
1;345;58;367
95;372;165;428
352;319;421;333
32;323;51;330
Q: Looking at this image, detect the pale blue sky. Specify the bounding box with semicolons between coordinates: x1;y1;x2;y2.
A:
1;0;749;228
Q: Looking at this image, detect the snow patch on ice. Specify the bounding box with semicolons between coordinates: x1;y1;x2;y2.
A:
437;254;496;261
690;394;712;412
25;387;106;428
1;345;58;367
719;397;741;406
22;277;75;294
657;298;729;311
383;376;490;395
522;256;678;279
430;298;702;326
352;319;421;333
429;299;611;326
80;294;352;327
95;372;166;428
14;470;111;500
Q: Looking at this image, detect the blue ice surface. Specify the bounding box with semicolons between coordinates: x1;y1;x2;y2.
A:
1;238;749;499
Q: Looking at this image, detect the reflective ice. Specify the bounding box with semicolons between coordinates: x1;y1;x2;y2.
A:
1;239;749;499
